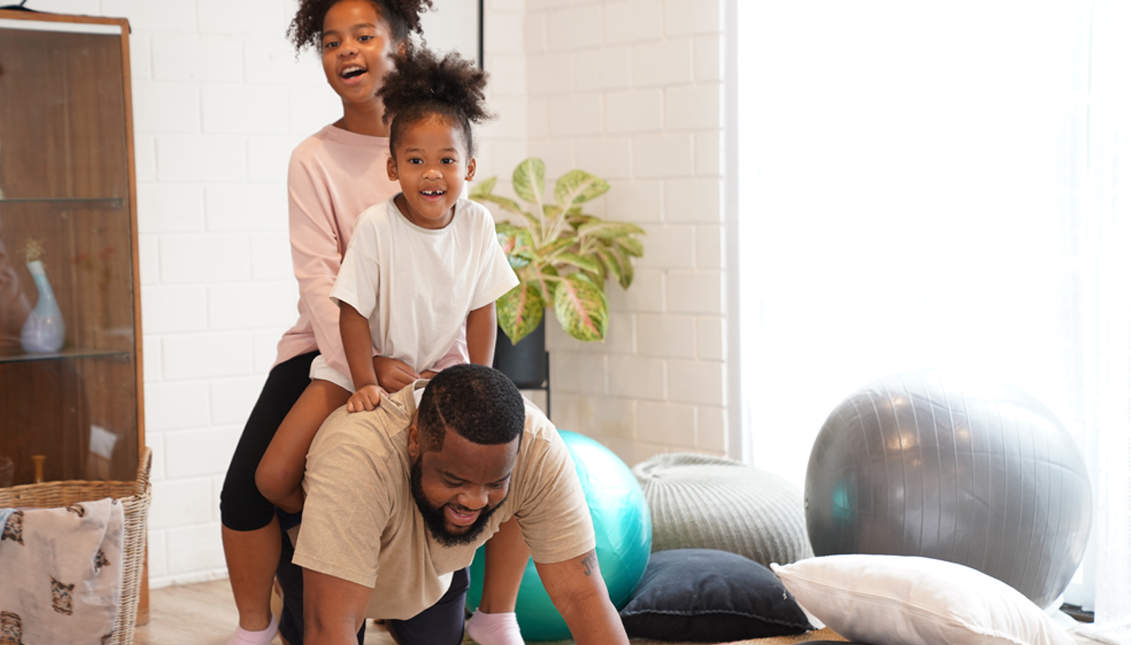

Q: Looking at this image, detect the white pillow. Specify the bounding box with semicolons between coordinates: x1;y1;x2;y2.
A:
771;555;1074;645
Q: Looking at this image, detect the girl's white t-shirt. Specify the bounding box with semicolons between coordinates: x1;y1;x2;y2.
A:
320;196;518;390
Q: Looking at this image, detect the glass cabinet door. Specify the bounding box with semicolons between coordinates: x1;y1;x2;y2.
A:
0;13;142;486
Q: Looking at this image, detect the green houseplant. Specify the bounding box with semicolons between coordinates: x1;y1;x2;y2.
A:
471;158;645;344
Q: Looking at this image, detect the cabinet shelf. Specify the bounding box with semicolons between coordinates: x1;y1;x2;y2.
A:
0;347;133;365
0;7;147;621
0;9;143;489
0;197;126;210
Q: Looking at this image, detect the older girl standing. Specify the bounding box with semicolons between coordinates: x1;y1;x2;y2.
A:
218;2;527;644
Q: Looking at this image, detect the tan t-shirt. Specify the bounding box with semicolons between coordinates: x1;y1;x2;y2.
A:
293;381;595;620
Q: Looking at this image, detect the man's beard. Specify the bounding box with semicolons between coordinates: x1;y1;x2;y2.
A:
411;457;506;547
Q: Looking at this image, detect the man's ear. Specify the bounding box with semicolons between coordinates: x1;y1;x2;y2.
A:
465;158;476;182
387;154;399;181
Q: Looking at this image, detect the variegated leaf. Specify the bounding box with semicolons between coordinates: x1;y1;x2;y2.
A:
552;273;609;342
533;264;560;303
553;251;602;275
614;246;635;288
614;235;645;258
538;236;576;258
566;211;593;230
576;220;647;241
596;247;625;287
471;177;530;221
480;194;527;217
573;270;598;285
496;283;545;344
514;229;538;266
495;223;532;269
512;158;545;206
496;221;521;241
550;205;584;221
469;176;497;198
569;211;594;221
512;227;535;254
553;170;610;209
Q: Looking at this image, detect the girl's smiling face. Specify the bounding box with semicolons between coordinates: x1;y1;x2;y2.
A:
387;115;476;230
320;0;398;109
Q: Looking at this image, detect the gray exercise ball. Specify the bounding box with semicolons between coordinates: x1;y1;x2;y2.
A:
806;370;1092;609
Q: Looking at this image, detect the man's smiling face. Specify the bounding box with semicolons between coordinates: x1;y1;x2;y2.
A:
409;417;519;546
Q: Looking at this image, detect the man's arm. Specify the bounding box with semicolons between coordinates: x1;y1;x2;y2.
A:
303;568;371;645
535;550;630;645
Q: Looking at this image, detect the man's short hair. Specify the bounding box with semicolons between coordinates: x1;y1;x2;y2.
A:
417;364;525;452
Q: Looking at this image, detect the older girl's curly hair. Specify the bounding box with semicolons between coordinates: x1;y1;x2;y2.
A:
379;45;492;157
288;0;433;52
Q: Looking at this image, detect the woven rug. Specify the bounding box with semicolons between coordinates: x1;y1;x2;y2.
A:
463;626;848;645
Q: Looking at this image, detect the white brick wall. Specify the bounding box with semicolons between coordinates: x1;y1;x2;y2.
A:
479;0;530;186
528;0;729;468
27;0;730;585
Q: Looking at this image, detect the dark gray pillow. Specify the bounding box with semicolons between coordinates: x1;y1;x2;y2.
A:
619;549;814;642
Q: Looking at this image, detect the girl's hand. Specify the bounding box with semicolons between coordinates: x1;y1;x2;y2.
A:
347;384;386;413
374;356;421;392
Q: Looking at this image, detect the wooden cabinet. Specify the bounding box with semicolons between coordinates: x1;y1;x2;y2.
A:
0;11;144;488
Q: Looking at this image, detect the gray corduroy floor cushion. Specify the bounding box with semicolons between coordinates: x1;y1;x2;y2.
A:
633;453;814;566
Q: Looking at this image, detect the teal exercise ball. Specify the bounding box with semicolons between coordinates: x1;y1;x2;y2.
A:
466;430;652;641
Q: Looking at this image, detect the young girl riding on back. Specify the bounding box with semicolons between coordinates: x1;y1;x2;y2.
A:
256;44;516;512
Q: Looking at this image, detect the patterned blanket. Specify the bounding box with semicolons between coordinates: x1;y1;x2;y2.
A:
0;498;124;645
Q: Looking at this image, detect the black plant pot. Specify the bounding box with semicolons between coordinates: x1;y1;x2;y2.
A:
493;317;550;415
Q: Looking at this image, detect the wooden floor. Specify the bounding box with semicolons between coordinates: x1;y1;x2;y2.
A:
133;579;398;645
131;578;850;645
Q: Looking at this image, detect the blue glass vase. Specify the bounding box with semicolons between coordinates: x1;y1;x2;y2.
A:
20;259;65;353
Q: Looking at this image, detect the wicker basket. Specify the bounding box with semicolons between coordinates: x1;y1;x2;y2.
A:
0;448;152;645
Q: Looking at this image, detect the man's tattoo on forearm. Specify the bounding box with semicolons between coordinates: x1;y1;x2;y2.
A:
582;551;598;577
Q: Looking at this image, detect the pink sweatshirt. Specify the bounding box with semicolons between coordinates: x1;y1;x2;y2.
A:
275;124;399;377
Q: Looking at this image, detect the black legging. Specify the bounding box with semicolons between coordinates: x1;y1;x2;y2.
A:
219;351;317;531
276;527;468;645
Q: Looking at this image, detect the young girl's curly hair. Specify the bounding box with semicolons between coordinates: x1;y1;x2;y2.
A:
288;0;433;52
379;44;492;157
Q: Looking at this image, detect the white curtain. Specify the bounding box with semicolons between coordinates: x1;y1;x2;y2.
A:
737;0;1085;492
1080;0;1131;636
737;0;1128;617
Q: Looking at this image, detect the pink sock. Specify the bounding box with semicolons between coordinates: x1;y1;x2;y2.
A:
228;614;278;645
466;610;524;645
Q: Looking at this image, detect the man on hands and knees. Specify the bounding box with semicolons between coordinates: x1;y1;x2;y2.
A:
277;363;630;645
